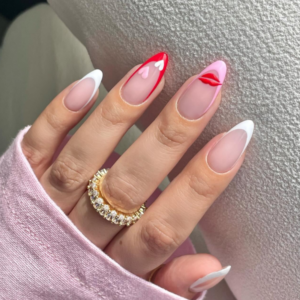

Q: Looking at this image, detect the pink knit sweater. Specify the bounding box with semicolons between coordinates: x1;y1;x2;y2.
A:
0;128;206;300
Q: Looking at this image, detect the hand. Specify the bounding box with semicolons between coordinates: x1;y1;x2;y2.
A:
21;52;253;299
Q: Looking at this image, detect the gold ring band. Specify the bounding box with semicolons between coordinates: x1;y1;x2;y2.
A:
87;168;146;226
148;265;164;282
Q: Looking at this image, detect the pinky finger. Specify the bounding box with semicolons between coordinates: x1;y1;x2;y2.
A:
152;254;230;299
21;70;102;178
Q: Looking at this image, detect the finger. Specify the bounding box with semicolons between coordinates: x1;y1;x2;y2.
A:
105;120;254;276
100;61;226;214
152;254;230;299
41;52;168;213
69;61;226;248
21;70;102;178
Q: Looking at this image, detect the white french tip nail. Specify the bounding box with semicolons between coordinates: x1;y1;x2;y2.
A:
228;120;254;153
80;69;103;105
189;266;231;293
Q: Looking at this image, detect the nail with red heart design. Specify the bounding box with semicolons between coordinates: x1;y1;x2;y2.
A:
121;52;168;105
177;60;227;120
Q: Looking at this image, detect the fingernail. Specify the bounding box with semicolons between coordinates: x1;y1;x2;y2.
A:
64;69;103;111
189;266;231;293
121;52;168;105
177;61;226;120
207;120;254;173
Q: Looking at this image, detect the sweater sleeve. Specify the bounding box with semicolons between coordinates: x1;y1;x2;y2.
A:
0;127;207;300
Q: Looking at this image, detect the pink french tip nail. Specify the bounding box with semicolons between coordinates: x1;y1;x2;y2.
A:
207;120;254;173
189;266;231;293
177;60;227;120
121;52;168;105
63;70;103;112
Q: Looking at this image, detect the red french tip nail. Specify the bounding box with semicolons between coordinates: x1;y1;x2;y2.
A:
124;52;168;102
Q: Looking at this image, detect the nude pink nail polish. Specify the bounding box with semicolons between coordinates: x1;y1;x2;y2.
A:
177;61;227;120
207;120;254;173
64;70;102;112
121;52;168;105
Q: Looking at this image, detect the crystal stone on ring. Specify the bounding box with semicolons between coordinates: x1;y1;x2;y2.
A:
99;204;109;216
107;210;116;221
103;205;109;212
125;216;132;226
91;189;99;201
118;214;125;225
94;197;103;209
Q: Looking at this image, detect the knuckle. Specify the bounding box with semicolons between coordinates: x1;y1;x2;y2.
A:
139;219;180;257
155;119;188;149
96;101;126;128
188;172;216;202
44;106;67;133
49;156;86;191
21;140;46;169
102;172;141;210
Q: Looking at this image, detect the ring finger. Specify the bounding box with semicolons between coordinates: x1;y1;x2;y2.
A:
69;61;227;248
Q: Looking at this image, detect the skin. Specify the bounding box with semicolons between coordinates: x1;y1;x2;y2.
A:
21;65;246;299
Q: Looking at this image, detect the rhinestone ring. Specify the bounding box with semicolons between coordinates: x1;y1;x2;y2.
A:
87;168;146;226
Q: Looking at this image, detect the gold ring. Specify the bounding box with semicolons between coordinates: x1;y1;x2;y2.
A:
87;168;146;226
148;265;164;282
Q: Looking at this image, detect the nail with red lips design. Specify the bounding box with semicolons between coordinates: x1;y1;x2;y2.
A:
199;73;222;86
121;52;168;105
177;61;227;120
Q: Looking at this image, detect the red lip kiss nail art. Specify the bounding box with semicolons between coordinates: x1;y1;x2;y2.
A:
177;60;227;120
121;52;168;105
199;72;222;86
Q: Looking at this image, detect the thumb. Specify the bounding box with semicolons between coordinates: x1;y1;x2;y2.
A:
152;253;231;299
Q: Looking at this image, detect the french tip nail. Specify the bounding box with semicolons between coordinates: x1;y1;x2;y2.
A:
199;60;227;84
229;120;254;152
81;69;103;102
82;69;103;87
63;69;103;112
216;60;227;69
153;52;169;66
189;266;231;293
221;265;231;273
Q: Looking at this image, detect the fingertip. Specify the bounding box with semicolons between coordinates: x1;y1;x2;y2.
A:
153;254;225;299
120;53;168;105
189;265;231;294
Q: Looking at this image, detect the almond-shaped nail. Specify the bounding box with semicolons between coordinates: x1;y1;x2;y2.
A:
177;61;227;120
121;52;168;105
207;120;254;173
189;266;231;293
64;69;103;112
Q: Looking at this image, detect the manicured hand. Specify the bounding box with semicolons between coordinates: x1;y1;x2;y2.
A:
22;53;253;299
